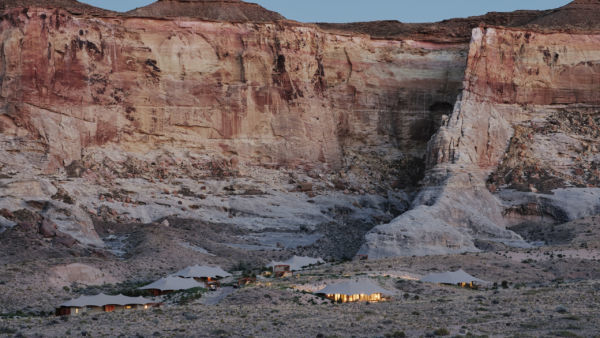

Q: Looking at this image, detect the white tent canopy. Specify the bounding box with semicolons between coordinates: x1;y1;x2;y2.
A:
60;294;154;308
139;276;204;291
267;256;324;271
171;265;232;279
420;269;488;284
317;279;393;296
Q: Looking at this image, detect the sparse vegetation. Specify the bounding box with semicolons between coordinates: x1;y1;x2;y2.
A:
0;326;17;334
433;328;450;336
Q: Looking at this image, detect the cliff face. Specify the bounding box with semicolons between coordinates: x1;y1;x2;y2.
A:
2;0;600;258
0;3;468;249
0;6;465;183
361;26;600;257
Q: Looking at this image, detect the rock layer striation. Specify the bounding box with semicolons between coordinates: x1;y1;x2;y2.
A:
1;0;600;257
361;26;600;257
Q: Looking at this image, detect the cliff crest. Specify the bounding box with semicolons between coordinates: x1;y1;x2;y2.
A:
127;0;285;22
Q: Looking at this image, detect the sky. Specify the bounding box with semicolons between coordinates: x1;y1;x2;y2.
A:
80;0;572;23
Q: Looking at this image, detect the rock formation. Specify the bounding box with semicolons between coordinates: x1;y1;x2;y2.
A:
0;0;469;252
0;0;599;258
361;24;600;257
0;3;465;178
127;0;285;22
526;0;600;29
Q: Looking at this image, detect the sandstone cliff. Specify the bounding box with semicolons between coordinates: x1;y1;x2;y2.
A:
0;0;468;252
1;0;599;258
0;3;466;182
361;25;600;257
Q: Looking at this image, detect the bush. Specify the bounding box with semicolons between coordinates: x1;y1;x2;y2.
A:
434;328;450;336
174;287;206;305
551;331;581;337
232;261;254;276
0;327;17;334
211;329;229;337
385;331;406;338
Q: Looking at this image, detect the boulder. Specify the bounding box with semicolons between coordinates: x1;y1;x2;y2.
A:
55;232;78;248
48;263;117;288
39;219;58;238
0;180;57;199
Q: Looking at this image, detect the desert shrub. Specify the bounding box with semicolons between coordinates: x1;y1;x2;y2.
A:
0;327;17;334
385;331;406;338
551;331;581;338
174;287;206;305
465;334;489;338
232;261;255;277
434;328;450;336
211;329;229;337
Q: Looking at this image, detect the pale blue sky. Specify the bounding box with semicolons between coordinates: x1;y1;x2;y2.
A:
80;0;571;23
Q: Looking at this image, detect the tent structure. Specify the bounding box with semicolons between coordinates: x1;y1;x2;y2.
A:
139;276;204;295
56;293;155;316
171;265;232;279
267;256;324;271
420;269;488;287
316;279;393;303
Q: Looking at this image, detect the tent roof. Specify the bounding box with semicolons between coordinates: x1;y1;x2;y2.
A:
267;256;324;271
420;269;488;284
171;265;232;278
60;294;154;308
139;276;204;291
317;279;393;296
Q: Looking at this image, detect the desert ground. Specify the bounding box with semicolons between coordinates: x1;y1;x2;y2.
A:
2;225;600;337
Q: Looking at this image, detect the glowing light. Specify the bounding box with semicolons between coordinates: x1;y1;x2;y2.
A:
325;293;385;303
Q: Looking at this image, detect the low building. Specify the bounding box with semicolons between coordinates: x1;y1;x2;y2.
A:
272;264;291;278
56;294;155;316
316;279;393;303
171;265;232;288
139;276;205;296
267;256;324;273
420;269;489;288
